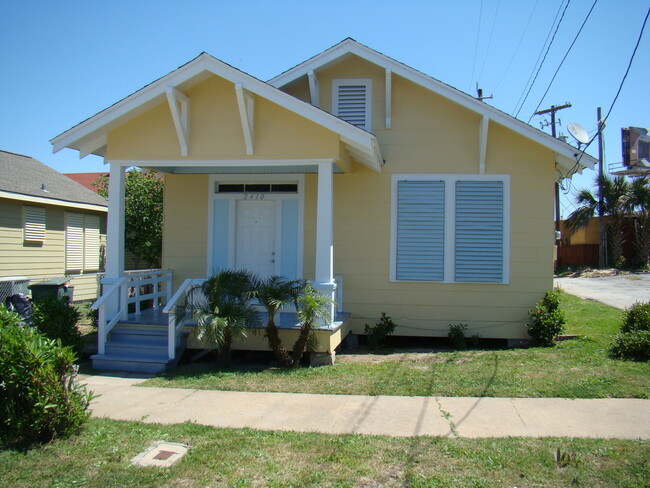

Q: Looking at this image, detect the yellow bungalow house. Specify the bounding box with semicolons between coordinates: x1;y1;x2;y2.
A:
51;39;597;372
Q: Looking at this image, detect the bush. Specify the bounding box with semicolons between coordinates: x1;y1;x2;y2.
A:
364;312;397;349
0;305;93;445
448;323;468;350
527;289;566;347
609;330;650;361
621;302;650;333
609;301;650;361
32;296;82;353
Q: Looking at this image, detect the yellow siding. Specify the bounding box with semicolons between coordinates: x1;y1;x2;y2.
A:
108;55;559;341
106;75;341;161
289;62;556;340
0;197;106;302
186;325;345;354
162;174;209;290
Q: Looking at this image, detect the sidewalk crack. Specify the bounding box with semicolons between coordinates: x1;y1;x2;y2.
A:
434;397;458;437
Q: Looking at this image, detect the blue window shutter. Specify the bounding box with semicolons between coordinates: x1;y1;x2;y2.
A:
455;181;504;282
396;180;445;281
212;199;230;271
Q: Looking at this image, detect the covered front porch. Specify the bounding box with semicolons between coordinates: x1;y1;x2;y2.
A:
50;51;383;372
91;158;358;372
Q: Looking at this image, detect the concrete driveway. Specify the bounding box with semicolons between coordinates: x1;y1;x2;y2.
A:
554;273;650;309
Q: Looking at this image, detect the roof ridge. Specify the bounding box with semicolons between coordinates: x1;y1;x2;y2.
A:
0;149;34;159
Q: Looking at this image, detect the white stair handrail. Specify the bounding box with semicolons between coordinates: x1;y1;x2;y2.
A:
163;278;205;360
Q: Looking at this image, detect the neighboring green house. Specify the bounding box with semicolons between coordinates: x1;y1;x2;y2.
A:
0;150;108;302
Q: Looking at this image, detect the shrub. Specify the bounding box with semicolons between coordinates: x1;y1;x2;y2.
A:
621;302;650;333
32;296;82;353
609;330;650;361
364;312;397;349
527;289;566;347
609;301;650;361
448;323;467;350
0;304;93;445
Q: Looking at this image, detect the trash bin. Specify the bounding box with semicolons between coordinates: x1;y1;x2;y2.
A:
29;278;74;303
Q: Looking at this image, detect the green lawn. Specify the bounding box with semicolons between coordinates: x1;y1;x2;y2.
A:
1;418;648;488
143;292;650;398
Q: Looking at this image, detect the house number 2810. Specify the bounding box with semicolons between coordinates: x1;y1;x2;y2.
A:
244;193;265;200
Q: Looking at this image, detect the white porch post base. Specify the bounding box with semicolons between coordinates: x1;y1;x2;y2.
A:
311;280;337;327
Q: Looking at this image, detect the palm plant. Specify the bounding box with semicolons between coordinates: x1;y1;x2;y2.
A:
254;275;302;367
566;175;633;267
290;283;332;367
630;177;650;268
184;269;259;365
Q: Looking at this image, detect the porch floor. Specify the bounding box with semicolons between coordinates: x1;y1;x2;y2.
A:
120;308;349;331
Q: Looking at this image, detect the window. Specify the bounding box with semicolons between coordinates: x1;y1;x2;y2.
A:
24;206;46;242
332;78;372;130
66;213;100;273
391;174;509;283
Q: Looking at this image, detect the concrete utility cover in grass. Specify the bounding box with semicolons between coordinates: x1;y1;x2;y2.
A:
131;441;189;467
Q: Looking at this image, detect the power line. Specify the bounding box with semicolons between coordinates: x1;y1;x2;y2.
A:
566;7;650;176
514;0;570;117
493;0;539;93
468;0;484;91
477;0;501;83
528;0;598;123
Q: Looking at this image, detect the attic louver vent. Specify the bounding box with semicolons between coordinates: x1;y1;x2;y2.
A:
333;79;372;131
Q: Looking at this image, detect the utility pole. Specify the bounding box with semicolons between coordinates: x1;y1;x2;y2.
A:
597;107;606;267
534;103;572;270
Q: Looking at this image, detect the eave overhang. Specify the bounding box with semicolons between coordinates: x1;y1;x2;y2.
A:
50;53;383;173
270;38;597;174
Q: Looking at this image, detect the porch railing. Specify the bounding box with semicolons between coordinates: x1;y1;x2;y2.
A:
92;269;173;356
162;278;205;360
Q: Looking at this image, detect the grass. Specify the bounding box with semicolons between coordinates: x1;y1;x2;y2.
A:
143;292;650;398
1;418;648;487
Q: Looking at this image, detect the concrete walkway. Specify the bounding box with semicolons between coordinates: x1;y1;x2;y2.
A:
554;273;650;309
80;373;650;440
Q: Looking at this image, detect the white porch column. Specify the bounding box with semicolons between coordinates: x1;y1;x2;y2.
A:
106;162;126;278
101;163;126;326
314;161;337;323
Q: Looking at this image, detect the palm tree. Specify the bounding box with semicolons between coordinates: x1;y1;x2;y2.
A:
184;269;259;365
290;283;332;367
566;175;633;267
254;275;302;367
630;177;650;268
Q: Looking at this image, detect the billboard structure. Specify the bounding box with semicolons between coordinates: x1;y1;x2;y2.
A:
615;127;650;176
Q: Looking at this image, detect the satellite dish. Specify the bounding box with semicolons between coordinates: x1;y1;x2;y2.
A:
567;122;590;145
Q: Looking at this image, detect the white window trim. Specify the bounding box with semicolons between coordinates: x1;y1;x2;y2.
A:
23;205;46;242
206;174;305;279
390;173;510;284
332;78;372;131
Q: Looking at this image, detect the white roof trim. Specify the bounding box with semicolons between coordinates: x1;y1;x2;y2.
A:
0;190;108;212
269;38;597;172
50;52;382;172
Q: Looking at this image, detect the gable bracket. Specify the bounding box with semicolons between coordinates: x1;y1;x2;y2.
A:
308;70;320;107
235;82;255;155
385;68;392;129
165;86;190;157
479;115;489;174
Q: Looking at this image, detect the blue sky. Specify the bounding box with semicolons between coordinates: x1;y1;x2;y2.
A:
1;0;648;217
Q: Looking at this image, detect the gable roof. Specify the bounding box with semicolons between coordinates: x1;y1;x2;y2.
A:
50;53;384;171
0;150;107;211
270;38;597;172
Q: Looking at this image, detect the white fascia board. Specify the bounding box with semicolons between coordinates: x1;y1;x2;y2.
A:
0;190;108;212
77;134;108;159
270;39;597;171
108;158;337;168
51;51;379;167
